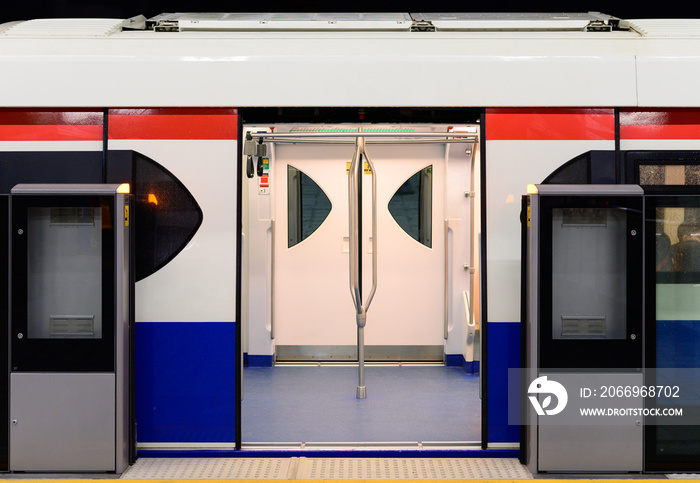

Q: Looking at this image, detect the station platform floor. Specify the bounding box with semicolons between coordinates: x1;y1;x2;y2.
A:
0;457;698;482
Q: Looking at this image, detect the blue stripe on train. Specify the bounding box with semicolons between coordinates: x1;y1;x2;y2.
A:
487;321;521;443
479;320;700;445
657;320;700;368
135;321;236;443
136;320;523;445
137;449;520;458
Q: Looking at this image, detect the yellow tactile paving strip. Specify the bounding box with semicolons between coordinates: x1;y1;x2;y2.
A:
119;457;533;480
0;456;697;482
0;479;686;483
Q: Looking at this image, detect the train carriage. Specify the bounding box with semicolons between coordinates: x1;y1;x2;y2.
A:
1;11;700;473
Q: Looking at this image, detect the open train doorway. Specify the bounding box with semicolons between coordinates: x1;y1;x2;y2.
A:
240;110;481;448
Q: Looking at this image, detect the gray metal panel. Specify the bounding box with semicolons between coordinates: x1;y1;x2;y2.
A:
526;194;539;474
537;373;643;472
11;184;124;195
115;193;130;473
10;373;116;471
527;191;643;473
534;184;643;196
539;424;643;472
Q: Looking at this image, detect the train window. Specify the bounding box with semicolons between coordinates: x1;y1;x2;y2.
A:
27;206;104;339
640;164;700;185
132;152;203;281
287;165;331;248
551;207;628;340
388;166;433;248
654;203;700;280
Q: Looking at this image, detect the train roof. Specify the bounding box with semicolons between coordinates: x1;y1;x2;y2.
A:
1;12;700;108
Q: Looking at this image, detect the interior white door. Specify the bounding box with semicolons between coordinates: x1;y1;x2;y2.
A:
272;127;446;357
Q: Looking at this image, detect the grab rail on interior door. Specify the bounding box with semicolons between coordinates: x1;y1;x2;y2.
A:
348;128;377;400
270;219;275;340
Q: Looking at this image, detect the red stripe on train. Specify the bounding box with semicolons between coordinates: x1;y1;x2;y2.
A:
620;109;700;140
0;109;103;141
485;108;616;141
0;109;103;126
108;109;238;140
0;125;103;141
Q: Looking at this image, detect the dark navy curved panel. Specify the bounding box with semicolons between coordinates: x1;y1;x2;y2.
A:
0;151;103;193
0;150;202;282
130;152;203;281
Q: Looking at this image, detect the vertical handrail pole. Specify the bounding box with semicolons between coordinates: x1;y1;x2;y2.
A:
355;133;367;399
348;128;378;400
348;130;366;399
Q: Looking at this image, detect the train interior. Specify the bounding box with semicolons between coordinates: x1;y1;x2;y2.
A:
240;112;483;448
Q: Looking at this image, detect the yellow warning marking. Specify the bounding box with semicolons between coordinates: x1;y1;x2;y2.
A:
346;161;371;174
125;205;130;227
527;205;530;227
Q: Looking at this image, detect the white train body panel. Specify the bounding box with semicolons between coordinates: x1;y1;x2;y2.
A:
486;139;614;323
109;139;237;323
3;18;700;107
0;34;639;107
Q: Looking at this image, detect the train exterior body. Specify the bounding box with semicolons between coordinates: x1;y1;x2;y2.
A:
1;12;700;461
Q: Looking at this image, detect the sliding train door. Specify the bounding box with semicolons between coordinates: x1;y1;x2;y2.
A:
242;122;480;445
273;132;445;361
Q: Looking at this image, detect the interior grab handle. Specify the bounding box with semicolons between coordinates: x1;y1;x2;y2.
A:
464;290;475;328
444;220;450;339
364;146;378;310
348;138;361;311
270;219;276;340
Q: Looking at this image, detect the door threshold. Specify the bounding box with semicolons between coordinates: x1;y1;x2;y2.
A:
273;361;446;367
241;441;482;451
275;345;445;362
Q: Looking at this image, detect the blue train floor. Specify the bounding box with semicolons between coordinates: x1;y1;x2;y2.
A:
241;363;481;444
